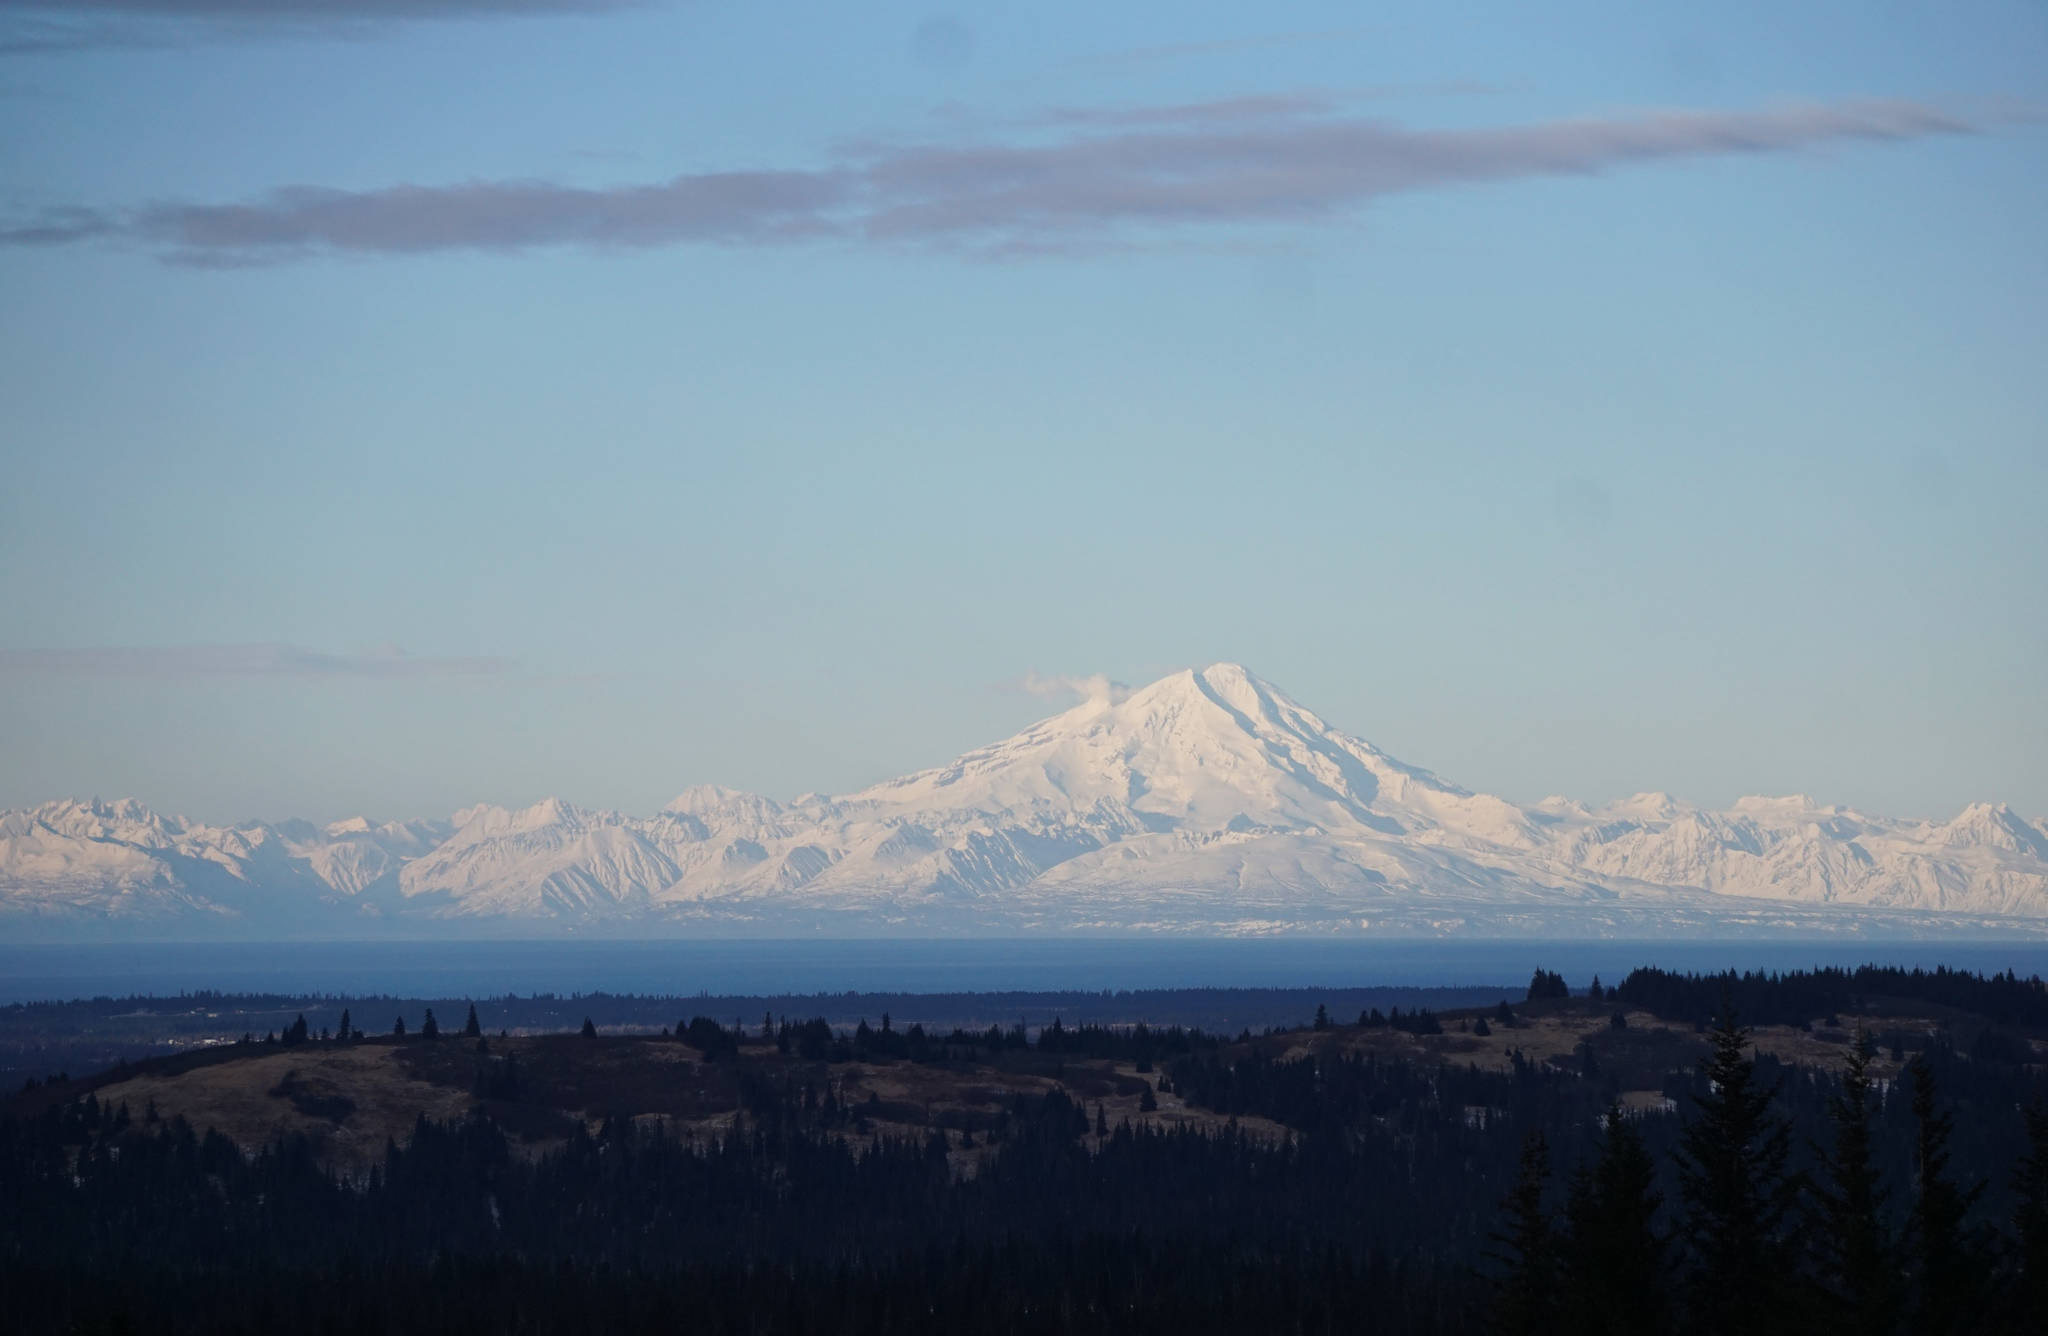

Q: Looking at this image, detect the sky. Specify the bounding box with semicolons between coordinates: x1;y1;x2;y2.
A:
0;1;2043;826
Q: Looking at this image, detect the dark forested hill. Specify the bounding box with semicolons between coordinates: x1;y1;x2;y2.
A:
6;966;2048;1334
0;983;1511;1090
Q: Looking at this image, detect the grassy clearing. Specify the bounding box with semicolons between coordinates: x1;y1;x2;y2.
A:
61;1000;1970;1173
94;1043;472;1175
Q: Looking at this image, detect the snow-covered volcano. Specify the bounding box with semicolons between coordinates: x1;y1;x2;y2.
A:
847;663;1528;841
5;664;2046;938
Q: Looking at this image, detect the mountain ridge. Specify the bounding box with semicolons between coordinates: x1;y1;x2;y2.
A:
6;664;2046;938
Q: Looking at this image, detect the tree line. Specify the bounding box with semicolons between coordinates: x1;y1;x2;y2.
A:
6;966;2048;1333
1474;1010;2048;1334
1609;963;2048;1030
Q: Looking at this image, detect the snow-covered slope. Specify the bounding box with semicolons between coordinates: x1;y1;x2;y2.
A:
5;665;2046;937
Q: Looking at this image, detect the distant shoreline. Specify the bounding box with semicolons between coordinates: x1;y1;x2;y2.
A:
4;936;2047;1008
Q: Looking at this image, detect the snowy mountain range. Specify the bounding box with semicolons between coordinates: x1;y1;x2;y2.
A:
6;664;2047;939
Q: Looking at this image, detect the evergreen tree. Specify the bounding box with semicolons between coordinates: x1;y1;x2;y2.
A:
581;1017;598;1039
1488;1130;1558;1335
1673;1001;1798;1334
1907;1057;1986;1335
2011;1101;2048;1325
420;1008;439;1040
1807;1032;1896;1332
337;1008;352;1042
391;1015;406;1038
462;1004;481;1039
1561;1104;1664;1335
1587;976;1605;1003
1313;1003;1330;1031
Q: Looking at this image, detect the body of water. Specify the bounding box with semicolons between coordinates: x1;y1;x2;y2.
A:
2;938;2046;1004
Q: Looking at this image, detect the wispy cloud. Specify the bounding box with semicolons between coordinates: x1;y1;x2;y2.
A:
0;0;640;17
0;643;517;678
1013;672;1132;708
6;0;633;9
0;15;169;54
144;171;847;262
0;206;117;245
0;97;1981;263
0;0;644;54
855;100;1974;250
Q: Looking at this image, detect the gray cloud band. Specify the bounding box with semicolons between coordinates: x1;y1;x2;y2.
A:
0;0;642;52
2;99;1975;263
0;1;638;15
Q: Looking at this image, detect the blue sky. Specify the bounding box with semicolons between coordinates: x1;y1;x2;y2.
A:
1;1;2043;824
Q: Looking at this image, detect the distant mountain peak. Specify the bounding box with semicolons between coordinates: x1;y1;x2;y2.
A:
1731;794;1831;817
3;663;2044;937
1936;801;2048;858
664;784;781;814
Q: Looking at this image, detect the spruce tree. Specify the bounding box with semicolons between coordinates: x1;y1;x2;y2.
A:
337;1008;352;1043
1673;1000;1798;1334
1488;1130;1559;1335
581;1017;598;1038
1907;1056;1985;1335
2010;1101;2048;1325
420;1008;439;1040
1807;1031;1896;1332
462;1004;481;1039
1560;1104;1665;1335
392;1016;405;1037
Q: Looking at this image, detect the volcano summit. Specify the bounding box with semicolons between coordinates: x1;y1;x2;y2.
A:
5;665;2044;939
